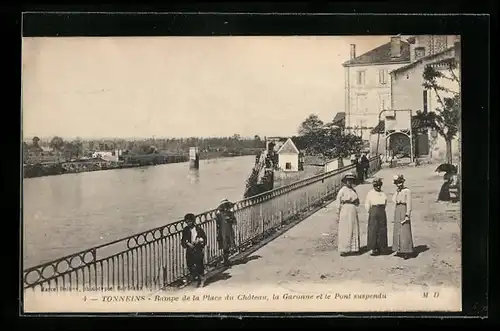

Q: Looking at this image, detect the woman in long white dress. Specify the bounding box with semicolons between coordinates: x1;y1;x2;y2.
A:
335;172;361;256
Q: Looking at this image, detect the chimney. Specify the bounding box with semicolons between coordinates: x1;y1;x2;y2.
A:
350;44;356;60
390;36;401;58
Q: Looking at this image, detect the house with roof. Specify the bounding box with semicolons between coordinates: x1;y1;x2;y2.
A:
342;36;412;141
277;138;300;172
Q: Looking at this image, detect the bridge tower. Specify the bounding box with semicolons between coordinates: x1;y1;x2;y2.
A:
189;147;200;169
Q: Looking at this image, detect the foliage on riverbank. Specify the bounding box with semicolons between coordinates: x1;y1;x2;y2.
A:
24;135;267;164
23;150;262;179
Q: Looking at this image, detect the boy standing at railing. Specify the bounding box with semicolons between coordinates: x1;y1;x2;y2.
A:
181;213;207;288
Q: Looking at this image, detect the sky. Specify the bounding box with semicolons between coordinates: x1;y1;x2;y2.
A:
22;36;391;140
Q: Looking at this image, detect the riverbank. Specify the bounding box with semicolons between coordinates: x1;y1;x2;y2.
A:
23;148;263;179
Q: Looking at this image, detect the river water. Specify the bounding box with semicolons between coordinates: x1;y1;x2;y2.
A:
22;155;255;268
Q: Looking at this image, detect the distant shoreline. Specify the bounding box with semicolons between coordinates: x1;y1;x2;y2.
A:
23;150;261;179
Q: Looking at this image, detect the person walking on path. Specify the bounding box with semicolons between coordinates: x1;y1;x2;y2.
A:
335;172;361;256
181;213;207;287
215;198;237;266
391;174;415;259
360;153;370;180
354;155;365;184
364;177;389;256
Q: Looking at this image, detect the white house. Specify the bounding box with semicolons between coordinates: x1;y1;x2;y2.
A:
92;150;121;162
342;36;412;141
277;138;300;172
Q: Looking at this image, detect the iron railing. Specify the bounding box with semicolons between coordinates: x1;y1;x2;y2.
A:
23;156;381;292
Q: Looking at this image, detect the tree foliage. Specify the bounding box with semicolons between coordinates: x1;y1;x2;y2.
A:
296;114;363;159
416;63;460;163
298;114;324;136
49;136;65;151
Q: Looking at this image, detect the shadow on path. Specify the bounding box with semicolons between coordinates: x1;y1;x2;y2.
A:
204;272;232;286
204;255;262;286
388;244;429;259
231;255;262;266
412;244;430;258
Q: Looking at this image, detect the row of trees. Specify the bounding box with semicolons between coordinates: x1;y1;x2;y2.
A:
23;134;267;164
294;114;364;159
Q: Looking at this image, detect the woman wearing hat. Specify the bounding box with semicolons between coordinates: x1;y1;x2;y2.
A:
364;178;389;256
392;174;415;259
215;199;237;266
335;172;361;256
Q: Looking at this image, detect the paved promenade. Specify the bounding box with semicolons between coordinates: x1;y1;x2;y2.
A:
175;164;461;308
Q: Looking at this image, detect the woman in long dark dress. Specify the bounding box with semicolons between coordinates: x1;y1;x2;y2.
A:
392;174;415;259
364;177;389;256
357;159;366;184
215;198;237;266
437;171;453;201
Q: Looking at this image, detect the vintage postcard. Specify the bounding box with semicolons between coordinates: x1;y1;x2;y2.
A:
22;34;462;313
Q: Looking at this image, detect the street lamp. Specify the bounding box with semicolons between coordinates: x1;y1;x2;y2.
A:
430;129;438;139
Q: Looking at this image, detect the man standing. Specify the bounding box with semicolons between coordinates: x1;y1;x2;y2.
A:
181;213;207;287
360;152;370;180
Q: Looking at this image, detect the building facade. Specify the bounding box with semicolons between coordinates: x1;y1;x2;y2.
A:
343;36;411;141
390;36;461;160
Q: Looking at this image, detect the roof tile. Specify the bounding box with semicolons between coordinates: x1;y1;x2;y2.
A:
343;40;411;66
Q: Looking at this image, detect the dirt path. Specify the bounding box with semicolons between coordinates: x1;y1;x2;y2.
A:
183;164;461;294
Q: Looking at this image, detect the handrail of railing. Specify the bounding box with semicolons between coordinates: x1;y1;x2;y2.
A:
23;156;381;291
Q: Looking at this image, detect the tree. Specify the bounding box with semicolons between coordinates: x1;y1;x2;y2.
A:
297;115;363;159
71;139;84;158
49;136;65;151
298;114;324;136
63;142;78;159
418;63;460;164
32;136;41;148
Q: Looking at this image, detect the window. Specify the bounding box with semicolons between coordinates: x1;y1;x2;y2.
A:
378;69;388;85
356;70;366;85
356;94;368;114
285;162;292;170
415;47;426;60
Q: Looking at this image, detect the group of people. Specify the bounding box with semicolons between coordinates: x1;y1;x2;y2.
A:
351;153;370;184
180;198;237;288
335;172;415;259
179;170;416;288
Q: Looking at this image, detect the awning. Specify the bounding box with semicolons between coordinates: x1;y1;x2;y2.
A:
370;117;427;135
